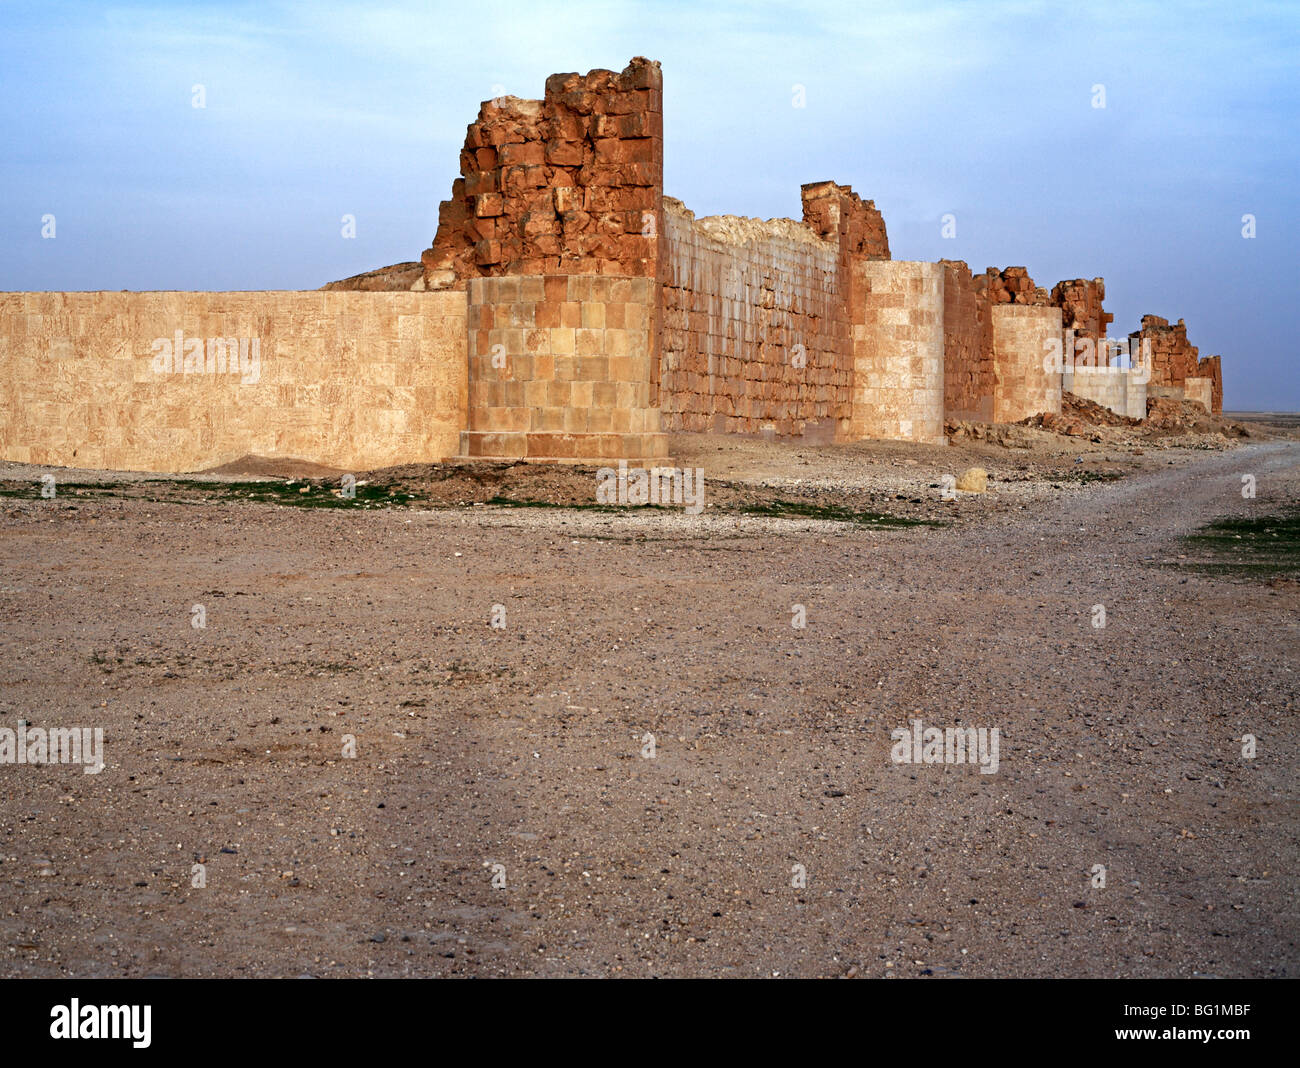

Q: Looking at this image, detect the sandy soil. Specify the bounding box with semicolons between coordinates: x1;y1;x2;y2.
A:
0;432;1296;978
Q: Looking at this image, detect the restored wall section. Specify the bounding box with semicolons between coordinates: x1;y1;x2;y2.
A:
1183;376;1213;412
658;200;851;440
460;274;666;462
850;261;945;444
1063;366;1147;420
991;304;1063;422
0;291;467;472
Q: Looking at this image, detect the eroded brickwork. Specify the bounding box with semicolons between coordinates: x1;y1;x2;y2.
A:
1051;277;1113;361
658;199;852;440
980;267;1051;307
941;260;994;423
799;181;890;261
421;58;663;288
1131;315;1199;387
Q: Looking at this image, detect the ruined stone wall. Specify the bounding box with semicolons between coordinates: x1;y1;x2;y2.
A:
655;180;888;441
850;261;946;444
1197;354;1223;413
981;267;1052;307
991;304;1063;422
940;260;994;423
658;200;851;440
0;291;467;472
1131;315;1199;387
1051;278;1112;361
460;274;666;462
421;58;663;288
799;181;890;260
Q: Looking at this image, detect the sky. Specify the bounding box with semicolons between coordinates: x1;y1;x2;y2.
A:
1;0;1296;409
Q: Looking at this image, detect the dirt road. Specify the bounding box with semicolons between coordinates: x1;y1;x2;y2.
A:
1;440;1296;977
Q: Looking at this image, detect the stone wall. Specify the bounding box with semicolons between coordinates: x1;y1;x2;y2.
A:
1131;315;1199;388
940;260;994;423
421;58;664;288
1125;315;1222;414
658;199;851;440
981;266;1051;307
850;261;946;444
0;291;467;472
459;274;666;462
1184;376;1213;413
991;304;1063;422
799;181;890;261
1051;278;1112;360
1062;366;1147;420
1197;354;1223;414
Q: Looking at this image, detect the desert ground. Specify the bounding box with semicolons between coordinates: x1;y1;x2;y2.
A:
1;412;1297;978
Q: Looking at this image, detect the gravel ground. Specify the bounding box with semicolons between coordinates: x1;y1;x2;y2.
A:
0;437;1296;978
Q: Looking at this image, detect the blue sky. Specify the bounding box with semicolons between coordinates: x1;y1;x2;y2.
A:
2;0;1296;409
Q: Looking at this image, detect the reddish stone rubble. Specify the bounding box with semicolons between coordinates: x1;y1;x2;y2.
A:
421;57;664;288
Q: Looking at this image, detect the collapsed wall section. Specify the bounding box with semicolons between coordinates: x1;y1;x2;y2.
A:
1051;278;1112;361
0;291;467;472
850;261;946;444
1128;314;1221;414
421;58;664;287
1131;315;1198;387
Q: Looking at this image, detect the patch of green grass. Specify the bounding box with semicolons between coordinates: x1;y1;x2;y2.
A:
172;480;418;508
1180;508;1300;580
734;499;938;527
0;481;123;498
1057;469;1125;484
486;495;671;513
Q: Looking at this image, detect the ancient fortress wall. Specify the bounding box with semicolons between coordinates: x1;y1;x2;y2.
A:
940;261;995;423
659;200;851;441
1063;366;1148;420
850;261;946;444
991;304;1064;423
0;57;1226;473
1130;315;1223;414
460;273;666;462
0;291;467;472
